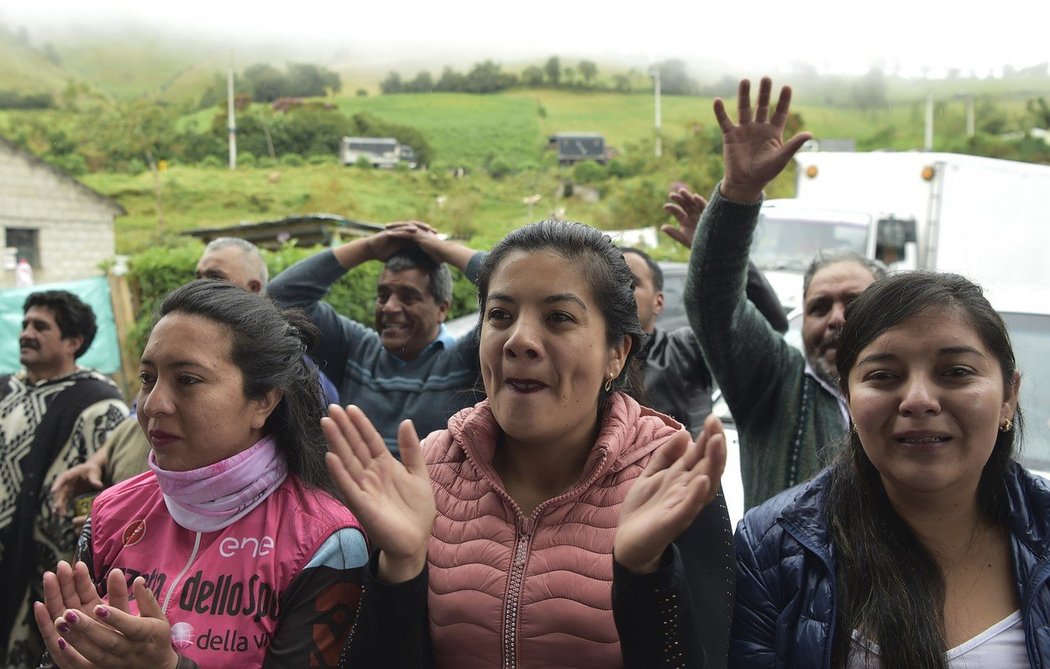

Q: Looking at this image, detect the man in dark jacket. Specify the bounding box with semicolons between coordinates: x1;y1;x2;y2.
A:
625;245;787;438
623;197;787;438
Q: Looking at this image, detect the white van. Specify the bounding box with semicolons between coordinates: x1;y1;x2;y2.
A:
340;137;401;168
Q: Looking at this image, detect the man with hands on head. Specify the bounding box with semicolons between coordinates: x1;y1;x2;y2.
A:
683;77;884;509
268;222;486;456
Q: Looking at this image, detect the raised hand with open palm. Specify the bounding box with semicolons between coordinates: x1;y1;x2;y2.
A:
715;77;812;203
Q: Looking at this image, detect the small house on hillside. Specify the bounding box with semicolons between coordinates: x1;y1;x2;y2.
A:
0;137;124;288
548;133;608;166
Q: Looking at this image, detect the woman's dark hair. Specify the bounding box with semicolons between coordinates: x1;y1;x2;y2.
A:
828;271;1020;668
152;280;337;497
476;218;646;412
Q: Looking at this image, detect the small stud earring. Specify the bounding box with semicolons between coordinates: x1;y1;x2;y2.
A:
1000;417;1014;433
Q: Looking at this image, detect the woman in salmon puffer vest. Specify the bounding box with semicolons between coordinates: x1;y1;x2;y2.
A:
325;219;736;668
34;281;367;668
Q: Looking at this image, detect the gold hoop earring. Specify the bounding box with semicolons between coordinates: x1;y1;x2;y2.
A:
604;377;613;393
1000;417;1014;432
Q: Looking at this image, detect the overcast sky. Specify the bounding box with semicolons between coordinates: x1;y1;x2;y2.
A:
4;0;1049;77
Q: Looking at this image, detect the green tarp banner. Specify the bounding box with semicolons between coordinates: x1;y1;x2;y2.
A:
0;276;121;375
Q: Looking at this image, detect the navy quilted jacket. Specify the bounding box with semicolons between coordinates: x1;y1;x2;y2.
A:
731;463;1050;668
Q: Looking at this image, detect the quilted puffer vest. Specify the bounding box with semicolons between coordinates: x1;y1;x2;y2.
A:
422;393;682;669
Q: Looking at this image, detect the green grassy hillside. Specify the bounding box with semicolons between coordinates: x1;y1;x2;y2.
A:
0;33;71;93
334;93;544;168
1;25;1046;261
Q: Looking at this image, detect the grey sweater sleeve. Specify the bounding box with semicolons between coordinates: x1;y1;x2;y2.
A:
683;187;804;433
462;251;486;284
267;249;348;310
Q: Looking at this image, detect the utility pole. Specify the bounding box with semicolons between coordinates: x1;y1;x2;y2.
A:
227;53;237;169
966;95;975;138
924;90;934;151
650;65;662;158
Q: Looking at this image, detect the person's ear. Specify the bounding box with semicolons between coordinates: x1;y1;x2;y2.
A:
436;300;450;323
1002;371;1022;427
653;290;665;317
607;333;632;381
246;279;263;294
251;389;283;430
62;335;84;358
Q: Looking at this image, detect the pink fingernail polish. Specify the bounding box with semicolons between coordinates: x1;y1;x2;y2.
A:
57;638;67;651
64;610;79;624
95;605;109;618
57;622;69;634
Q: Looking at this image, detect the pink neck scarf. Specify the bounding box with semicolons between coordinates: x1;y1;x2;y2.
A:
148;435;288;533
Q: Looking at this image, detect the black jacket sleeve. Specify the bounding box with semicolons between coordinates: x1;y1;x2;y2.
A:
613;489;736;668
340;551;433;669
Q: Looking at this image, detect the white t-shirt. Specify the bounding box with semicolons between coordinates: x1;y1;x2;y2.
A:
847;610;1028;668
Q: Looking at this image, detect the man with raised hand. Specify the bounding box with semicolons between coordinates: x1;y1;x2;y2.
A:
684;77;884;509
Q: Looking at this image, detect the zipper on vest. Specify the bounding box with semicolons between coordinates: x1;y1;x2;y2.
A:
502;517;534;669
496;448;610;668
161;531;202;613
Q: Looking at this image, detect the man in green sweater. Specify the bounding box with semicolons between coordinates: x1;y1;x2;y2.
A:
682;77;885;509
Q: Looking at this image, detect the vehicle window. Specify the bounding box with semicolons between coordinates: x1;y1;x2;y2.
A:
751;217;868;272
1002;312;1050;472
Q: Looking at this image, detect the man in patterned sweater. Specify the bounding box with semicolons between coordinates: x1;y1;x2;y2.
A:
0;290;127;668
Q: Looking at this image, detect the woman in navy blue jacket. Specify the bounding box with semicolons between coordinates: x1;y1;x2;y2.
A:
731;268;1050;668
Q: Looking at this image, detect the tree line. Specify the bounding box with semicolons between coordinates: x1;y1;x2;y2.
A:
8;98;431;175
199;63;342;109
379;57;703;95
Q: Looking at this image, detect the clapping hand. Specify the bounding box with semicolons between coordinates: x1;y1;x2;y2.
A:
34;561;179;668
323;405;436;584
715;77;812;203
614;414;727;574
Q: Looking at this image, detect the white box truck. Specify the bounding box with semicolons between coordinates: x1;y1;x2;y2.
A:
751;151;1050;310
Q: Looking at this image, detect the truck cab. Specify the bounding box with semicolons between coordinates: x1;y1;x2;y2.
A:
750;200;868;310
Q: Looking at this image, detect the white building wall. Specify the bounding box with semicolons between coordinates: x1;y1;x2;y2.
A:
0;141;119;288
